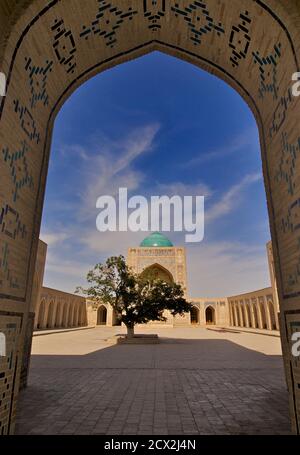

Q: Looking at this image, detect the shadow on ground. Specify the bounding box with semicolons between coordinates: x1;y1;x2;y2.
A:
15;337;291;435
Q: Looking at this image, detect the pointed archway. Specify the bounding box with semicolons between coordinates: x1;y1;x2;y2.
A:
97;305;107;326
190;306;200;325
205;306;216;325
252;302;259;329
141;263;174;283
37;300;46;329
46;301;55;329
268;300;277;330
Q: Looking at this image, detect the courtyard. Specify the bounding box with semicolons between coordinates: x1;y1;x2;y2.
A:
15;326;291;435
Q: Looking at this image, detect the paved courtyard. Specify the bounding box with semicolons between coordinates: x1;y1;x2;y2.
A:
15;326;291;435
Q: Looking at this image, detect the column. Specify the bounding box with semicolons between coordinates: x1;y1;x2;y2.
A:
264;295;273;330
233;303;238;326
250;302;256;328
237;303;243;327
243;302;250;327
256;299;264;329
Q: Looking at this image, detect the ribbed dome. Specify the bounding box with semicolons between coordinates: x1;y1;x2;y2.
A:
140;232;173;247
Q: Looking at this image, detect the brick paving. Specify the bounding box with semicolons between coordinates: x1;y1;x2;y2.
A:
15;327;291;435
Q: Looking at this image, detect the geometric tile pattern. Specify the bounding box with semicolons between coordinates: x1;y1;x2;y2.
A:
0;205;26;289
252;43;282;100
276;132;300;196
229;11;252;68
143;0;166;32
281;199;300;240
2;141;33;202
0;242;20;290
51;19;77;75
24;57;53;109
171;1;225;46
0;205;26;241
269;89;293;139
80;0;138;48
13;100;40;144
287;245;300;289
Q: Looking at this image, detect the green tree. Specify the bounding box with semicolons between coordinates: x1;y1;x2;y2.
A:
76;255;193;338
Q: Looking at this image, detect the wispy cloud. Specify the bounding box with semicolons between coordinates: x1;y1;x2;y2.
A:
156;181;211;198
79;123;160;216
58;144;90;161
205;172;262;223
182;127;258;168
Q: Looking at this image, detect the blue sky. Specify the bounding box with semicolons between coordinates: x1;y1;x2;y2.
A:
41;51;271;297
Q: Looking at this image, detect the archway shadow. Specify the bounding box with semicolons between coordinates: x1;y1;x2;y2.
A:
15;335;291;435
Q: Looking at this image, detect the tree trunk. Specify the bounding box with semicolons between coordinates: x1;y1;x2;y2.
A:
126;325;135;338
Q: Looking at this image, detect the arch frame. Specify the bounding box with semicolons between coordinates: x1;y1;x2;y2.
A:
190;305;200;325
97;305;108;326
141;262;174;283
0;0;300;435
205;305;216;325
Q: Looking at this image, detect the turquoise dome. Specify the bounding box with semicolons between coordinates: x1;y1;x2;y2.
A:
140;232;173;247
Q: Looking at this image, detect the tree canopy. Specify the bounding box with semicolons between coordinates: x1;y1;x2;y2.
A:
77;255;192;337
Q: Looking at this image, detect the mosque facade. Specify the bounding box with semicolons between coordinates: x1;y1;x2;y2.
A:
30;233;279;332
85;233;278;330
